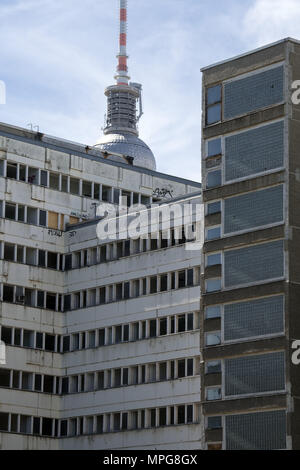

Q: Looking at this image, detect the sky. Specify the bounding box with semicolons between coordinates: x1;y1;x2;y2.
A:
0;0;300;181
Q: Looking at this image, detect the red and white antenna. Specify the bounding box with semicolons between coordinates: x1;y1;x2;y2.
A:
115;0;130;86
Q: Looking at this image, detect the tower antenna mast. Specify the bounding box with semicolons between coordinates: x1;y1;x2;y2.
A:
116;0;130;86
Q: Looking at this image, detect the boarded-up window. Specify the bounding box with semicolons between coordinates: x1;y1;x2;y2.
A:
69;216;79;225
48;211;58;229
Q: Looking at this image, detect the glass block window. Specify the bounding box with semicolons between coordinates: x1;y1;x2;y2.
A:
225;120;284;181
224;185;284;234
224;65;284;120
225;352;285;396
205;305;221;319
207;138;222;157
226;410;286;450
224;295;284;342
224;240;284;288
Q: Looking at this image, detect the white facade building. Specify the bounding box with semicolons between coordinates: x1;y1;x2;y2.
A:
0;121;202;450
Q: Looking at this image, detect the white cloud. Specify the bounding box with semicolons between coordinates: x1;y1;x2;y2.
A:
242;0;300;46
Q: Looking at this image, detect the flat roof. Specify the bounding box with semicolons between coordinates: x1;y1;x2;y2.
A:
0;121;202;188
201;37;300;72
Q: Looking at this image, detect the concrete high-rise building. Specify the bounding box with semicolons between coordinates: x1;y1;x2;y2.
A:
1;0;299;450
201;37;300;450
0;0;203;450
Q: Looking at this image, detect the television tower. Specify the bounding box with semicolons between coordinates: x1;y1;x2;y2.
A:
95;0;156;171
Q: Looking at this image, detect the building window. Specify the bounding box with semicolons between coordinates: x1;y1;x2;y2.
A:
206;360;222;374
206;387;222;401
205;332;221;346
207;416;222;430
207;201;221;215
205;305;221;319
205;278;222;293
206;253;222;267
205;226;221;241
206;84;222;125
207;138;222;158
206;170;222;189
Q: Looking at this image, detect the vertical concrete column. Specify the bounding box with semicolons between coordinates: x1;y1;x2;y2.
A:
155;408;159;428
166;406;171;426
144;409;150;428
174;360;178;379
145;320;150;338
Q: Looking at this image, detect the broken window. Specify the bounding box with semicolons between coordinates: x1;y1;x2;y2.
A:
36;333;43;349
3;328;14;350
28;167;39;185
160;274;168;292
178;406;185;424
178;314;186;333
150;319;157;337
24;288;35;307
46;293;56;310
178;270;186;288
34;374;42;391
4;243;15;261
33;417;40;435
47;252;57;269
39;210;47;227
82;181;92;198
3;285;14;303
0;369;10;387
70;177;80;195
114;369;121;387
187;313;194;331
42;417;52;436
19;165;26;182
26;247;36;266
159;318;167;336
124;282;130;299
49;173;59;190
20;415;31;434
43;375;54;394
94;184;100;200
38;250;46;267
17;246;24;263
98;329;105;346
27;207;38;225
102;185;111;202
6;162;17;179
5;203;16;220
23;330;34;348
22;372;33;390
61;175;68;192
63;336;70;352
187;358;194;376
17;205;25;222
178;359;186;378
159;362;167;381
37;291;45;308
159;408;167;426
123;324;129;342
150;276;157;294
40;170;48;187
45;334;55;352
